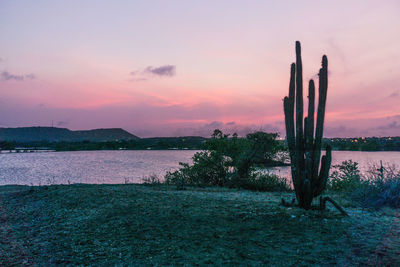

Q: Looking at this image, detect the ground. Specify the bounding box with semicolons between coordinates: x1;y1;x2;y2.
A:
0;184;399;266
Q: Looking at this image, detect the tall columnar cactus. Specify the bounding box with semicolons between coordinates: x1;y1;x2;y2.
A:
283;41;332;210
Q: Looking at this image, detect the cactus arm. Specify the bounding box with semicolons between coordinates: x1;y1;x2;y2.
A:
284;63;298;190
313;145;332;197
312;55;328;181
295;41;305;186
288;63;295;103
305;80;315;151
285;63;296;157
306;80;315;184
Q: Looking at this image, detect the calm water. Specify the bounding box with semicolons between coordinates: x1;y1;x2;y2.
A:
0;150;399;185
269;151;400;179
0;150;196;185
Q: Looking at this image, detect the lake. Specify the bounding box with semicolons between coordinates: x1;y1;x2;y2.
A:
0;150;399;185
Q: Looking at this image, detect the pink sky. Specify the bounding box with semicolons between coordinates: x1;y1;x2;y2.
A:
0;0;399;137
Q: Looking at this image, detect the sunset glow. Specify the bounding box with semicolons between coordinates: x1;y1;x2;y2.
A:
1;0;399;137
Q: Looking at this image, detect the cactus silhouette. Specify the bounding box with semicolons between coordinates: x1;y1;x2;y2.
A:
283;41;331;210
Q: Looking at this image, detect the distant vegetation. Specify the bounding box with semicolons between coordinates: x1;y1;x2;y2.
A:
0;126;398;152
323;136;400;151
1;136;399;152
0;136;207;151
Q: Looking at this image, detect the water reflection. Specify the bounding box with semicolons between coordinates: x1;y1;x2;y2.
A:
0;150;399;186
267;151;400;180
0;150;196;185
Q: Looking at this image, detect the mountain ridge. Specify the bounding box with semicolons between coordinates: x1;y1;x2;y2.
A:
0;127;139;142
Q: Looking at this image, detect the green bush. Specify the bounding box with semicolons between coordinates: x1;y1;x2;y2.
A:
328;160;400;209
165;150;230;187
352;164;400;209
141;174;162;185
240;172;290;192
328;160;361;191
164;129;286;190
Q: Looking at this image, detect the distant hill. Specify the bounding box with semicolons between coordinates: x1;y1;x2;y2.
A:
0;127;139;142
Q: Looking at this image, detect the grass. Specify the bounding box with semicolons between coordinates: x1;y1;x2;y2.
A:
1;184;399;266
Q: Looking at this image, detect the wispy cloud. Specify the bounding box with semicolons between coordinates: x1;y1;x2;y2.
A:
144;65;176;77
377;121;400;131
1;71;36;81
25;73;36;79
130;77;147;82
129;65;176;82
389;91;399;98
129;70;139;76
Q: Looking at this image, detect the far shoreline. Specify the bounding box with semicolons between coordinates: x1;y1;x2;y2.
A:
2;148;400;153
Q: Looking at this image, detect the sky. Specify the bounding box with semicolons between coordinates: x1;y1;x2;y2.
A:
0;0;399;137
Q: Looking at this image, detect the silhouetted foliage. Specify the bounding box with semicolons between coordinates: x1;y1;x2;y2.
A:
328;160;362;191
141;174;162;186
241;172;290;192
323;137;400;151
352;163;400;209
165;129;289;191
3;135;399;152
0;140;16;150
327;160;400;209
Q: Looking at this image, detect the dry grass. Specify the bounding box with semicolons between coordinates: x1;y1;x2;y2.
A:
0;184;399;266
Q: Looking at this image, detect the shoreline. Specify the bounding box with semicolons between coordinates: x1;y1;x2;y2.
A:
2;148;400;154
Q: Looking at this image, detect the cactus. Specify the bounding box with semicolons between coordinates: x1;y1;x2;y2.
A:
283;41;332;210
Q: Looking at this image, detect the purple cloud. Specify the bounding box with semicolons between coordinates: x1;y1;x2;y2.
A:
25;73;36;80
130;70;139;76
378;121;400;130
1;71;24;81
1;71;36;81
144;65;176;77
130;65;176;81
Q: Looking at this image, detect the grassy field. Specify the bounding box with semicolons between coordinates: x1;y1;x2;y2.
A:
0;184;399;266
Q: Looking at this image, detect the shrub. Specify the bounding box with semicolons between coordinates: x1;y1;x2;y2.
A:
164;167;187;190
141;174;162;185
328;160;361;191
353;164;400;209
206;129;283;179
328;160;400;209
164;129;286;191
240;172;290;192
165;150;230;187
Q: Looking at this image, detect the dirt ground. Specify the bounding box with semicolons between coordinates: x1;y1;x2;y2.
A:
1;184;399;266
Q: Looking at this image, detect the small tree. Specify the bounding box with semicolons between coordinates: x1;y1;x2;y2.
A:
165;129;284;189
329;160;361;191
206;130;281;180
